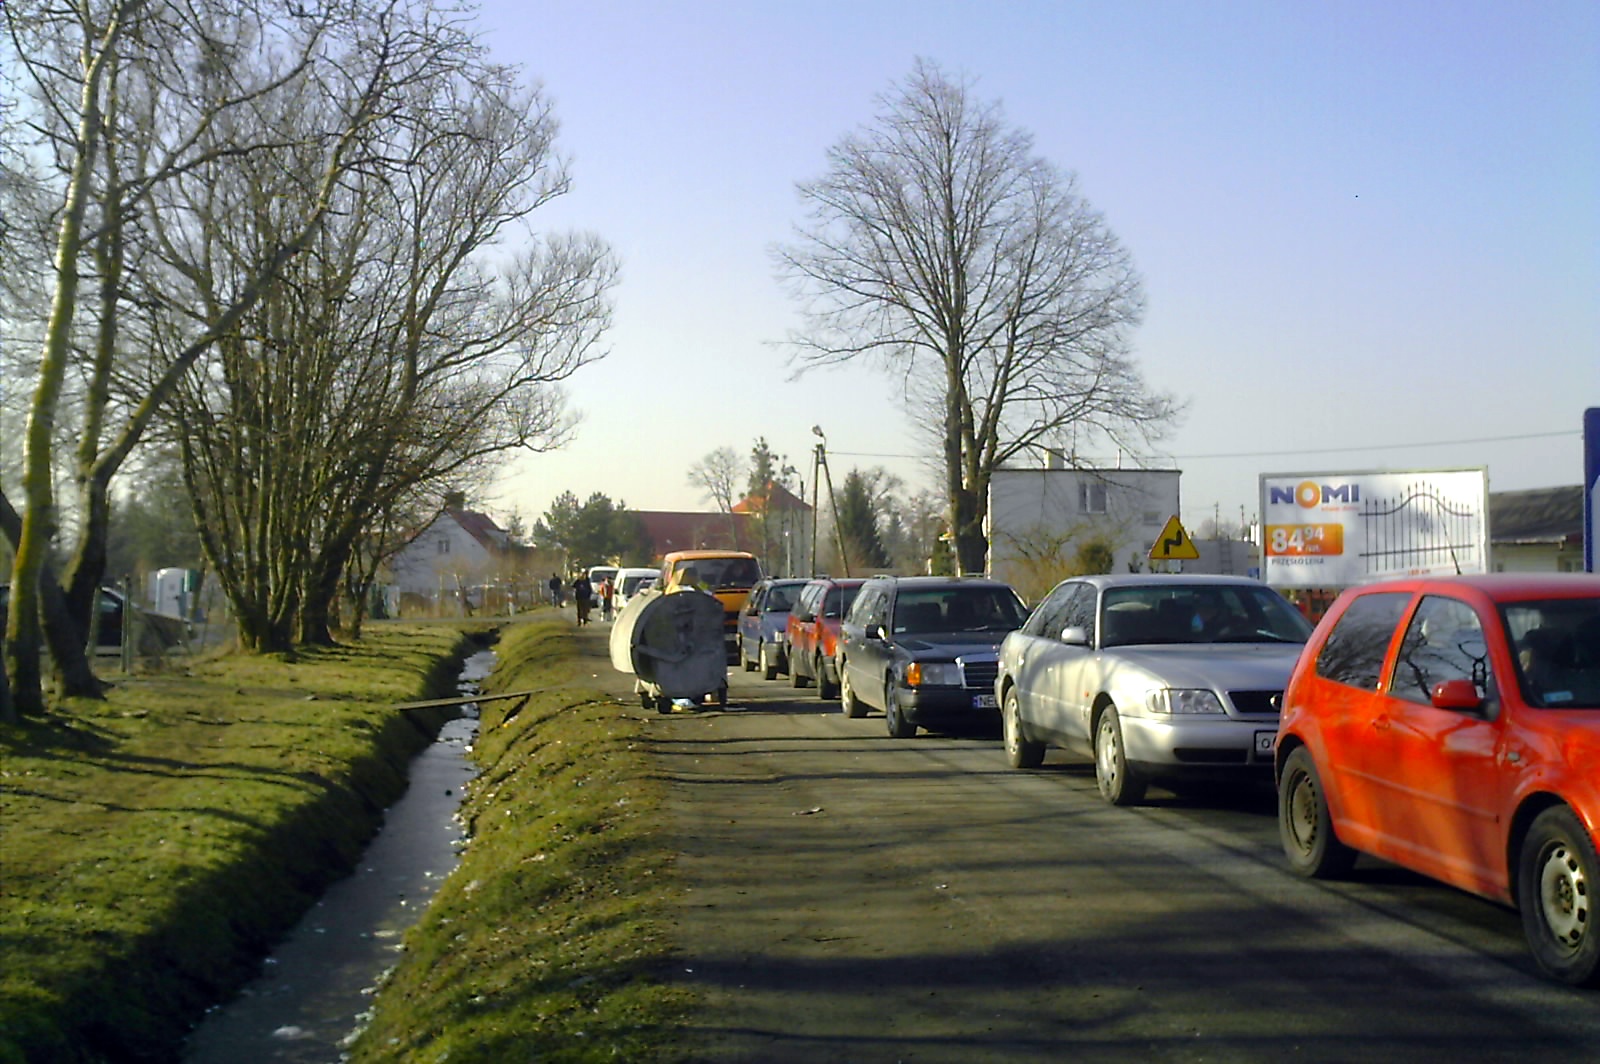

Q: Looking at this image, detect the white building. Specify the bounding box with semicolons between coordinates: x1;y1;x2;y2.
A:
986;464;1181;601
388;494;516;604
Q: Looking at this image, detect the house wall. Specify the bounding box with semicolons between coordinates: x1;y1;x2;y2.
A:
1491;542;1586;573
390;514;495;596
987;468;1180;599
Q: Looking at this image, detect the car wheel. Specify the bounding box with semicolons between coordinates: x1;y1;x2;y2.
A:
885;681;916;738
1278;747;1356;879
1093;705;1146;806
817;654;839;699
1002;688;1045;769
1518;806;1600;987
741;641;757;672
789;657;811;688
839;660;866;718
760;643;779;681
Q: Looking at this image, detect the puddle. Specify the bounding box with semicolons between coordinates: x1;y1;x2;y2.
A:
182;648;493;1062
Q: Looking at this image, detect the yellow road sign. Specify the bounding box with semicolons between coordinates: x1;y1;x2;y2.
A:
1149;516;1200;561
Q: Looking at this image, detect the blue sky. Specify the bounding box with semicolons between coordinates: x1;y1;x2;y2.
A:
472;0;1598;534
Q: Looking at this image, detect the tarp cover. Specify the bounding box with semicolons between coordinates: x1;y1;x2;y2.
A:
608;589;727;698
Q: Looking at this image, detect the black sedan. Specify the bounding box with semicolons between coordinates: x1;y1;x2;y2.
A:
836;575;1029;737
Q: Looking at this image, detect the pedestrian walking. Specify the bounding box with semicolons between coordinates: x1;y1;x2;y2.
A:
572;573;594;626
598;575;615;621
547;573;563;608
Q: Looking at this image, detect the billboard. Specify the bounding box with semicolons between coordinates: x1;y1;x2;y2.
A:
1259;468;1489;588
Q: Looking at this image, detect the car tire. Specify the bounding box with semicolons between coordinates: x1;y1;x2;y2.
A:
760;643;779;681
741;642;757;672
839;661;866;718
885;681;916;738
789;657;811;688
817;655;839;699
1277;746;1357;879
1093;705;1146;806
1003;688;1045;769
1517;805;1600;987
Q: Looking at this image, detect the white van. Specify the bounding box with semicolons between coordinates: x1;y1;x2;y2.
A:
611;567;660;613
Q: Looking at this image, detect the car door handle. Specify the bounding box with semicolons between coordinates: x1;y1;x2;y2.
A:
1372;716;1391;732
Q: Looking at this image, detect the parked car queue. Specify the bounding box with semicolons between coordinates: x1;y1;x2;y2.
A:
739;568;1600;989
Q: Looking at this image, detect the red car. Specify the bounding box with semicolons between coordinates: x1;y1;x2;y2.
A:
1276;573;1600;987
785;578;867;699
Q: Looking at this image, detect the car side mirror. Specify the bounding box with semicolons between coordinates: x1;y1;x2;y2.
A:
1430;678;1483;712
1059;625;1091;646
866;624;885;641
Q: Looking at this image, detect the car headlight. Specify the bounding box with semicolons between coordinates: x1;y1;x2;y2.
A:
1146;689;1225;715
906;662;961;687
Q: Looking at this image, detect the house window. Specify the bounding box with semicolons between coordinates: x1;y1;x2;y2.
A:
1079;481;1108;514
437;538;451;555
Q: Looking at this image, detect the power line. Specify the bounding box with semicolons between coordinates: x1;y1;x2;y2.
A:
833;429;1579;464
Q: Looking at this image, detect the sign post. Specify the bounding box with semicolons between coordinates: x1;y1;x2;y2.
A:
1585;407;1598;573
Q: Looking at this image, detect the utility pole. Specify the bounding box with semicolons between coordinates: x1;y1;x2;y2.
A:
810;426;850;576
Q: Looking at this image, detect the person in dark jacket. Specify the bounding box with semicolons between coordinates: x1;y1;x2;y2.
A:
572;573;594;626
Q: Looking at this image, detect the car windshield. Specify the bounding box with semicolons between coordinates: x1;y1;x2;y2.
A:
1099;585;1312;648
620;575;653;595
892;587;1027;634
675;557;761;590
1502;596;1600;709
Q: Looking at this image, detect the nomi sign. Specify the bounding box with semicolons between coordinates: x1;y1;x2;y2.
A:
1259;468;1488;588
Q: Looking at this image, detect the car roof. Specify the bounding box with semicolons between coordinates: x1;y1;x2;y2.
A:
1062;573;1268;590
663;549;757;560
1343;573;1600;602
870;575;1015;590
803;576;868;588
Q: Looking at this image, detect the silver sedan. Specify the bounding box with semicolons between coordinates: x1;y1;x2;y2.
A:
994;574;1313;805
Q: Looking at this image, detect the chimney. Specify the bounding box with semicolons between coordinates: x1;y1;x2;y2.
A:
443;490;466;510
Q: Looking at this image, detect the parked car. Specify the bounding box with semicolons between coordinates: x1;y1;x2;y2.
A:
738;577;811;680
659;549;764;660
994;574;1313;804
1275;573;1600;987
611;567;660;613
786;577;867;696
838;575;1028;737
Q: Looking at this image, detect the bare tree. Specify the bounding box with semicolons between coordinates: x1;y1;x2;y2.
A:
162;56;615;651
688;446;742;514
1;0;433;716
776;59;1179;574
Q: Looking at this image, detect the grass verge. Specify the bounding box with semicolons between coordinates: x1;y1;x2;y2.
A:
347;619;694;1063
0;624;482;1063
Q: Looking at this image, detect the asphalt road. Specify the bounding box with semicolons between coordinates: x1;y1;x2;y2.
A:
644;653;1600;1064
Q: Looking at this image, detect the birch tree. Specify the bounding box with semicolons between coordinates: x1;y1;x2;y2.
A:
1;0;448;717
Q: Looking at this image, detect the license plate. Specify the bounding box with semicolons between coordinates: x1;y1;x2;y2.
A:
972;694;998;709
1254;730;1277;756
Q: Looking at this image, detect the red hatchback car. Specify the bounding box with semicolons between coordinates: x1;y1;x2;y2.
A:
785;578;867;698
1275;573;1600;987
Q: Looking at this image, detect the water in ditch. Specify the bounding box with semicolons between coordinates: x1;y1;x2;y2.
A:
182;648;494;1063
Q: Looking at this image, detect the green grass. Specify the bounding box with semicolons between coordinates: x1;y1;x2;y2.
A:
346;620;693;1063
1;617;694;1063
0;624;481;1063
